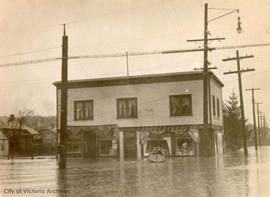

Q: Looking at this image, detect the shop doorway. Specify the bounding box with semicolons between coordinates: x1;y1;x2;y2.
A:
124;131;137;159
84;132;97;158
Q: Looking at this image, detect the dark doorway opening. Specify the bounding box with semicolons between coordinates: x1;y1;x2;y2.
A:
124;131;137;159
84;132;97;158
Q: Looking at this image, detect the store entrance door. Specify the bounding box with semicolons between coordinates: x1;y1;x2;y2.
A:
85;132;97;158
124;131;137;159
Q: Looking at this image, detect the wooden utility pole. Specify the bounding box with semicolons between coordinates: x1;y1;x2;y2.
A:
260;112;265;144
256;102;262;147
263;114;267;139
126;51;129;77
187;3;225;156
223;50;255;156
59;24;68;169
246;88;260;150
263;114;267;141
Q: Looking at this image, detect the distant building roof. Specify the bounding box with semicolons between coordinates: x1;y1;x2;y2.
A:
37;127;57;134
21;125;38;135
0;117;38;135
53;70;224;89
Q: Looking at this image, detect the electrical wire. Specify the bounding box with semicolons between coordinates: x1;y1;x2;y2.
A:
0;42;269;68
0;46;60;58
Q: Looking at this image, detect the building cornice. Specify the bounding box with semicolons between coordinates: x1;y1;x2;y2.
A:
53;70;224;89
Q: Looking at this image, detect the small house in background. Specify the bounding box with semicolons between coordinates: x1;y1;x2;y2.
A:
0;118;9;156
33;127;56;155
0;130;9;157
0;115;38;157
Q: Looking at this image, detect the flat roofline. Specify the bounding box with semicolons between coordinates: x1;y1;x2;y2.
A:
53;70;224;88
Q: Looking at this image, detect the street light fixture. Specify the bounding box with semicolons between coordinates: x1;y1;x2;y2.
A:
237;16;242;34
208;8;242;34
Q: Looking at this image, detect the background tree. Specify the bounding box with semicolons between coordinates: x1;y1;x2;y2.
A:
223;91;243;150
18;109;34;128
17;109;56;129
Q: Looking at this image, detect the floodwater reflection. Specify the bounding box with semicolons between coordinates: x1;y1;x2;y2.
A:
0;147;269;197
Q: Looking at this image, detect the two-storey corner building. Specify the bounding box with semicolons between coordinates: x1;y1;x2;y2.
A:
53;70;224;160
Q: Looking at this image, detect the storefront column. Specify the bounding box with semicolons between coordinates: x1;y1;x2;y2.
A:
81;131;84;158
136;131;141;160
119;131;124;162
196;143;200;158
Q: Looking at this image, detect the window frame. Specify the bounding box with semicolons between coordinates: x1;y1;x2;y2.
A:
116;97;138;119
169;94;192;117
99;139;112;156
67;141;81;153
217;98;220;117
212;95;216;116
74;100;94;120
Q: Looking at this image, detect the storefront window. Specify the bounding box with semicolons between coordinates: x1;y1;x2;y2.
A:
99;140;112;156
175;138;196;156
67;141;81;153
170;95;192;116
146;140;169;156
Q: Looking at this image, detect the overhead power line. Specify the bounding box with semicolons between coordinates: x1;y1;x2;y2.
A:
0;46;60;58
0;42;270;68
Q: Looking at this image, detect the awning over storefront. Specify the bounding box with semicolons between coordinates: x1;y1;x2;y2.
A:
67;124;119;141
137;125;203;144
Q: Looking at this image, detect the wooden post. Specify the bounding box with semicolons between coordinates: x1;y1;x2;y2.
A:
59;24;68;169
136;131;141;160
119;131;124;162
223;50;255;156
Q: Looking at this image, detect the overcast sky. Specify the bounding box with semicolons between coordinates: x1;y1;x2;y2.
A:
0;0;270;124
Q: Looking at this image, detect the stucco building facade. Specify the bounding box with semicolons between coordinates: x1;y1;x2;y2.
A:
54;71;224;160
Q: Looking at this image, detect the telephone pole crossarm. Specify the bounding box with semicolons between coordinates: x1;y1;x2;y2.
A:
222;55;254;61
224;68;255;75
187;38;225;42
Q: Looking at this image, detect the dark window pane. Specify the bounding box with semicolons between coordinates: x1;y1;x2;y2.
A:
175;139;196;156
170;95;192;116
74;100;93;120
100;140;112;155
118;100;127;118
117;98;137;119
75;102;83;120
84;102;93;119
182;96;191;115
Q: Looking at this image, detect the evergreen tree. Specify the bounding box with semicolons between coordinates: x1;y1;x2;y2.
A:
223;91;242;150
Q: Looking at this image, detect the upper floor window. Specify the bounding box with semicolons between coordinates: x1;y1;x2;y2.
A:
117;98;137;119
74;100;93;120
170;95;192;116
212;95;216;116
217;98;220;117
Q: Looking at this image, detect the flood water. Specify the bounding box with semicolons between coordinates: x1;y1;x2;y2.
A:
0;147;269;197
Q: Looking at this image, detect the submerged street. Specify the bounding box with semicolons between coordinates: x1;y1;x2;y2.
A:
0;147;269;197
